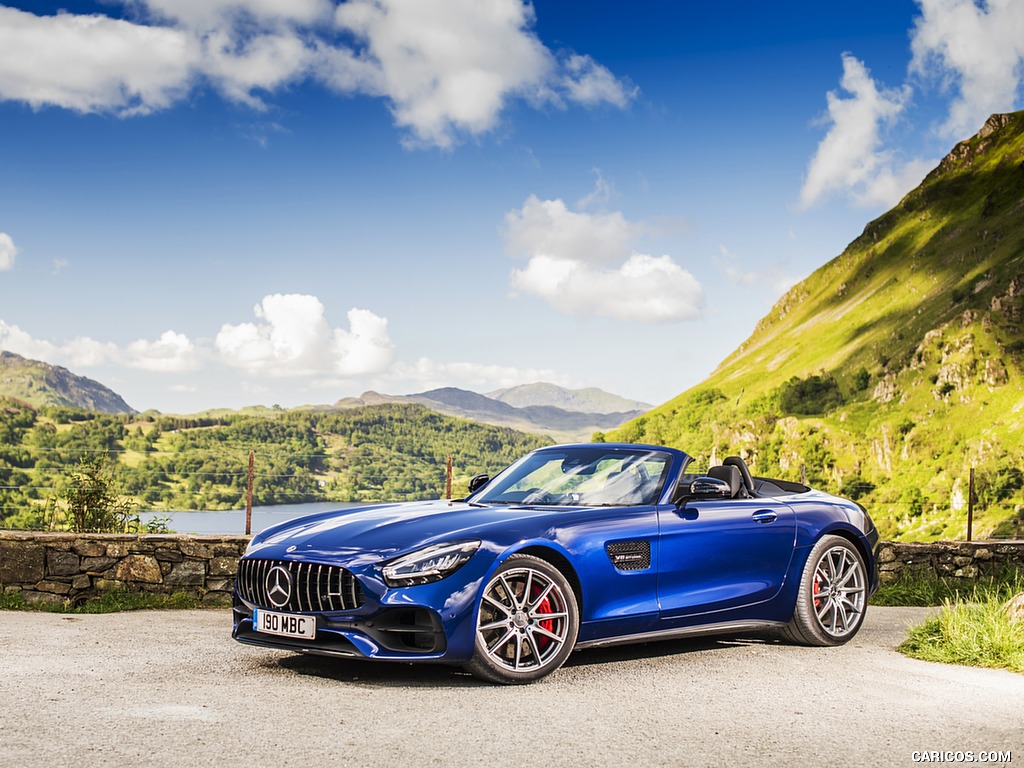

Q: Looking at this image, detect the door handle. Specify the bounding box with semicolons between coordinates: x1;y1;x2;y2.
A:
752;510;777;524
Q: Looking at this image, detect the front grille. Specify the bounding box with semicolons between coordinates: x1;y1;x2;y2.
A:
236;558;364;613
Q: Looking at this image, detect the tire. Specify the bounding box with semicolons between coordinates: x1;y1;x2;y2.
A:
781;535;868;646
464;555;579;684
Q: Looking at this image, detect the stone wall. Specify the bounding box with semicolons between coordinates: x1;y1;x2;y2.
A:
878;541;1024;582
1;534;1022;607
0;531;249;607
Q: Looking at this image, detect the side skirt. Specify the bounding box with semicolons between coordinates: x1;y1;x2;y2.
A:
574;620;786;650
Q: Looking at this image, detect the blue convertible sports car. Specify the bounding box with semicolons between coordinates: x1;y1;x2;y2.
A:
232;443;880;684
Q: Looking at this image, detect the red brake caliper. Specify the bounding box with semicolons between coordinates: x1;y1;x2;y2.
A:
813;574;822;610
533;585;555;651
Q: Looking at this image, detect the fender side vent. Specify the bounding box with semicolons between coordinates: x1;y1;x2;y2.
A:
606;541;651;571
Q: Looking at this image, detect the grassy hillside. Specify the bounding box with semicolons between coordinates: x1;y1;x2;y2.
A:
0;352;134;413
611;112;1024;541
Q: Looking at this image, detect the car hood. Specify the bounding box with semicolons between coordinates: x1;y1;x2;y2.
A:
245;500;563;567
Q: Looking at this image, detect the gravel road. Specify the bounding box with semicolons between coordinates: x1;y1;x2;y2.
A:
1;606;1020;767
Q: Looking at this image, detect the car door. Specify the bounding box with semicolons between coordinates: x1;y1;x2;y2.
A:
656;496;796;619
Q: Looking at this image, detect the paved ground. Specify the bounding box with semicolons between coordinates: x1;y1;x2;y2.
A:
1;606;1021;768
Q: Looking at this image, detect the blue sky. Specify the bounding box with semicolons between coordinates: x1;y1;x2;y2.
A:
1;0;1023;413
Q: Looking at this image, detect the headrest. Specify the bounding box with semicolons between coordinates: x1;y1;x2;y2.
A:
707;465;741;498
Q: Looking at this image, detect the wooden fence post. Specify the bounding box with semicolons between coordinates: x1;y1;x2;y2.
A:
445;454;453;504
967;467;975;542
246;450;255;535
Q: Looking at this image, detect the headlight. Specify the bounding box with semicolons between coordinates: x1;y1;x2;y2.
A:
381;540;480;587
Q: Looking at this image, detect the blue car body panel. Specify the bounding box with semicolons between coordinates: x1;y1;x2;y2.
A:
232;443;880;666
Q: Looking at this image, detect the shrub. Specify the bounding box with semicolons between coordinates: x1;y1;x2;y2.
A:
901;486;927;518
778;374;844;415
50;456;138;533
852;367;871;392
839;474;875;500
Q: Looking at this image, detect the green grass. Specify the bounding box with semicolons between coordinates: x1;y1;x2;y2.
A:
0;589;222;613
898;595;1024;674
871;570;1024;674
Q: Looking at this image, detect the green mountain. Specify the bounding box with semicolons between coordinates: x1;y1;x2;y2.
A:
0;352;135;413
611;111;1024;542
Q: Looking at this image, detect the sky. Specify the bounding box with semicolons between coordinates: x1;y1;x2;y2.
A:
1;0;1023;414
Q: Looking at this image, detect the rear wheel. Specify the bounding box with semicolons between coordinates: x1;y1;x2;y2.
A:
464;555;579;684
781;535;867;646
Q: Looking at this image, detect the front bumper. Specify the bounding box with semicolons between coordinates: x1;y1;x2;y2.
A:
231;552;491;663
232;597;449;660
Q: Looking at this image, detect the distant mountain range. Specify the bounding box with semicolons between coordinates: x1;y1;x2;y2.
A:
0;351;647;441
331;384;650;441
488;382;651;414
0;351;135;413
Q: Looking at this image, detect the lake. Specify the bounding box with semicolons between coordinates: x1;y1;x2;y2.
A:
138;501;371;535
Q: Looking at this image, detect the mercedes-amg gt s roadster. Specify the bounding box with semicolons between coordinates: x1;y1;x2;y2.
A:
233;443;879;683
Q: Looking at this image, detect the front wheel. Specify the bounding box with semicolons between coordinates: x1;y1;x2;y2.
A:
464;555;579;684
781;535;868;646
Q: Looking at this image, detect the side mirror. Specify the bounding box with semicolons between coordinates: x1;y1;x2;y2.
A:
468;473;490;493
675;476;731;504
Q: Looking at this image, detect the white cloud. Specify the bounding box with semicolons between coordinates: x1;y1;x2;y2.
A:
322;0;635;148
560;54;637;108
202;30;315;108
332;308;395;375
0;321;58;361
799;54;930;209
215;294;394;376
136;0;332;31
326;0;550;147
0;320;120;368
2;294;393;382
0;319;201;372
911;0;1024;139
124;330;200;372
0;232;17;270
510;253;702;323
0;6;199;115
0;1;634;148
504;195;641;265
504;190;702;323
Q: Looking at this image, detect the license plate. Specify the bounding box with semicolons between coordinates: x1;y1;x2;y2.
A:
253;609;316;640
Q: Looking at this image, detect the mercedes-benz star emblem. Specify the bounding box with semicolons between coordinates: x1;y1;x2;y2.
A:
265;565;293;608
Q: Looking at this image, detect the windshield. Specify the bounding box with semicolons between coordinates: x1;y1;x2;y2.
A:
473;447;671;507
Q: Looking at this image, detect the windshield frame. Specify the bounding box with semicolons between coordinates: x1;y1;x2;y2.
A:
468;444;682;508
